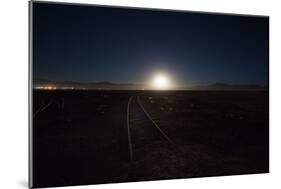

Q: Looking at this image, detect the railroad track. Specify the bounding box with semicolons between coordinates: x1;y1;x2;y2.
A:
126;95;176;161
33;96;64;118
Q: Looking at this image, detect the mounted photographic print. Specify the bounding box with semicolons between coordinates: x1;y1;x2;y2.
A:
29;1;269;188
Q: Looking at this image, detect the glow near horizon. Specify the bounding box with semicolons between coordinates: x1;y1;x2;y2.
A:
152;73;171;90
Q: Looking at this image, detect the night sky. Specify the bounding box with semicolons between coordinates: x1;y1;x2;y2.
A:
33;2;269;87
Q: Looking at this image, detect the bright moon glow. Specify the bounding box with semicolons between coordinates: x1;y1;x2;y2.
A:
152;74;170;90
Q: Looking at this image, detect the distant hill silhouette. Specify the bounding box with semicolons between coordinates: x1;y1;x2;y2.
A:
33;78;145;90
192;82;267;91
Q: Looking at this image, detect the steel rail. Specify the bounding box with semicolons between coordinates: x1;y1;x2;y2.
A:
137;96;175;145
126;95;134;161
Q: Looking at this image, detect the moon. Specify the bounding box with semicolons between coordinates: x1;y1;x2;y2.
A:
152;73;170;90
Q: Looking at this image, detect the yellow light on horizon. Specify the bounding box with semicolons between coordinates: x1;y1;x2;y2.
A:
46;86;56;90
35;85;57;90
152;73;170;90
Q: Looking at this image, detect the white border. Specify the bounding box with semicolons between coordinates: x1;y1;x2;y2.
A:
0;0;280;189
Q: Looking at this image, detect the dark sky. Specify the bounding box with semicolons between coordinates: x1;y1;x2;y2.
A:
33;2;269;87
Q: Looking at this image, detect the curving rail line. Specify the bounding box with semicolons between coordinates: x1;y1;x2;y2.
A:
126;95;176;161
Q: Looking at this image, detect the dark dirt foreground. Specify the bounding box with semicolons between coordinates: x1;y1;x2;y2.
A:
32;90;269;188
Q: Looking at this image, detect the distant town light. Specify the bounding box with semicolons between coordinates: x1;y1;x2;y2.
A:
35;86;57;90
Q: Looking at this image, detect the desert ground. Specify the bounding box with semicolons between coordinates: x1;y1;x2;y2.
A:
32;90;269;188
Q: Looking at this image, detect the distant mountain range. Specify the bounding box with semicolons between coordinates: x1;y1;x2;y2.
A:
33;78;267;91
191;82;267;91
33;78;146;90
